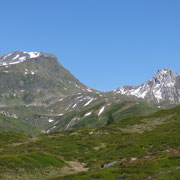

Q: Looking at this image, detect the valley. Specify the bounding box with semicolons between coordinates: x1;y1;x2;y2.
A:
0;51;179;179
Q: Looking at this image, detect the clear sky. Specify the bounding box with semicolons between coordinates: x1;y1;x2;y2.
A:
0;0;180;91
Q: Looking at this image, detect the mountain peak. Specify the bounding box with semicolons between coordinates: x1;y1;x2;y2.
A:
156;68;177;76
0;51;56;66
153;68;178;86
114;68;180;104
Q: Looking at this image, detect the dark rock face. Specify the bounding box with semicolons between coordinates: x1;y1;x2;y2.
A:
114;69;180;104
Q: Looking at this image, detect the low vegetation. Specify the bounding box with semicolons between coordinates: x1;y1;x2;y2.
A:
0;114;40;135
0;105;179;179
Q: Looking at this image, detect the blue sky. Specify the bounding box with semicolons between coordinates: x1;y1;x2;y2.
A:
0;0;180;91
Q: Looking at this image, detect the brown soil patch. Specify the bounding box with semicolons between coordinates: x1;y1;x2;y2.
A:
66;161;88;172
93;143;106;151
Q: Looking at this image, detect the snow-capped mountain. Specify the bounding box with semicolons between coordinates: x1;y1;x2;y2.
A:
114;69;180;104
0;51;92;107
0;51;55;66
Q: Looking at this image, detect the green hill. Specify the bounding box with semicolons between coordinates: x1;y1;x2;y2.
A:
0;114;40;135
0;105;179;179
46;101;157;131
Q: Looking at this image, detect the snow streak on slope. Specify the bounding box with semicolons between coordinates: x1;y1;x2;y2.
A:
0;51;54;66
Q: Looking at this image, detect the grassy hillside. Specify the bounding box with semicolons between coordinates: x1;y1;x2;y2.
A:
0;114;40;135
0;100;157;135
0;105;179;179
47;101;157;131
0;55;88;107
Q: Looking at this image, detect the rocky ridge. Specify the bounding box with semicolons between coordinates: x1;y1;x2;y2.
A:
114;69;180;104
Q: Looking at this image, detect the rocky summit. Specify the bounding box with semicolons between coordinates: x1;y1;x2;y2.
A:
114;68;180;104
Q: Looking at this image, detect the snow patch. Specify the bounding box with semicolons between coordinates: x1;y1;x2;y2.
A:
87;88;93;92
84;99;94;106
2;53;12;60
66;103;72;111
58;113;64;116
66;117;80;129
72;103;77;108
75;83;81;88
84;112;92;117
19;56;26;61
27;52;40;59
98;106;105;116
76;96;83;99
153;88;162;102
115;85;149;99
12;55;20;60
48;119;54;123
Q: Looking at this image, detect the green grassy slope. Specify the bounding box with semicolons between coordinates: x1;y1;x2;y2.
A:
49;101;157;131
0;100;157;134
0;105;179;179
0;114;40;135
0;55;88;107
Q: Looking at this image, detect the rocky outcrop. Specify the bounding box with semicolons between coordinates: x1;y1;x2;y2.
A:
114;69;180;104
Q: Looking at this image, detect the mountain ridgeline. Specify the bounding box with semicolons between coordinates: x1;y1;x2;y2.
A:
0;51;88;107
0;51;179;134
114;68;180;104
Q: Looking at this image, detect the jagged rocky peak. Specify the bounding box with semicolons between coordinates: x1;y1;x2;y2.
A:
0;51;56;66
114;69;180;104
152;69;178;87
